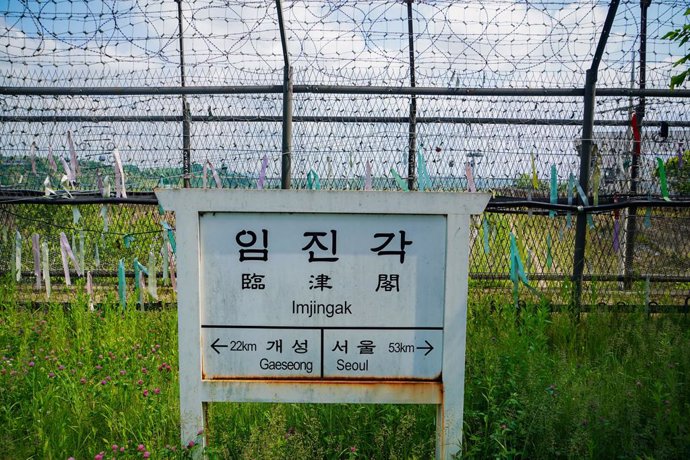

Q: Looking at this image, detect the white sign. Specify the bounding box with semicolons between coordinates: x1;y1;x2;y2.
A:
156;189;489;460
199;212;445;380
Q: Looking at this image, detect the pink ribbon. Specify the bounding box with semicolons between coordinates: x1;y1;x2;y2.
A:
60;233;72;286
465;162;476;192
67;130;80;179
257;155;268;189
47;146;58;172
59;232;83;284
210;162;222;189
60;157;74;183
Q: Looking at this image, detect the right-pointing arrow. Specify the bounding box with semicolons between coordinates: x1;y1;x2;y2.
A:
417;340;434;356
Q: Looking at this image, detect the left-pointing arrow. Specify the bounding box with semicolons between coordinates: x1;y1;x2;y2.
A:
211;338;228;354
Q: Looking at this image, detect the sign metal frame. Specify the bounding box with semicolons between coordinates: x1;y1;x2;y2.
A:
156;189;489;459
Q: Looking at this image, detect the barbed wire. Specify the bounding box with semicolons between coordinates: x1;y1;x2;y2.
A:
0;0;687;87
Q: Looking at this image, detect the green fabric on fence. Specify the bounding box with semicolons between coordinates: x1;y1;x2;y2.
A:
72;206;81;225
162;222;176;254
390;168;409;191
656;157;671;201
134;259;148;306
123;234;134;248
549;164;557;218
546;232;553;269
566;173;574;228
530;152;539;190
148;251;157;300
509;232;541;306
482;216;490;254
306;169;321;190
417;150;431;191
644;206;652;228
133;258;141;306
575;183;594;229
118;259;126;309
509;233;519;306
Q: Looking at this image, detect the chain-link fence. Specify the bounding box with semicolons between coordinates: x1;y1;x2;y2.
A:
1;0;688;308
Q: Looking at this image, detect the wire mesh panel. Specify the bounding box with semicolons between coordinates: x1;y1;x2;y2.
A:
0;0;688;307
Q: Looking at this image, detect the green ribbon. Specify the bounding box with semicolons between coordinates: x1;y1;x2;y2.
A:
644;206;652;228
417;150;431;191
123;234;135;248
162;222;176;254
509;232;541;306
118;259;126;309
306;169;321;190
549;164;557;218
575;183;594;229
546;233;553;269
161;235;169;285
148;251;157;300
566;173;574;228
134;259;148;306
72;206;81;225
482;216;490;254
656;157;671;201
390;168;409;191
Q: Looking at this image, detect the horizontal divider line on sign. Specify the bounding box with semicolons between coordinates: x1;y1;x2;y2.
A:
200;325;444;330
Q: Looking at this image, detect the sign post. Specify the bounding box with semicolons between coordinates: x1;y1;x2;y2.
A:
156;189;489;459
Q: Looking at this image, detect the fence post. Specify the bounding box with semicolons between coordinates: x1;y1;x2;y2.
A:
572;0;620;309
176;0;191;188
624;0;651;288
276;0;292;190
406;0;417;191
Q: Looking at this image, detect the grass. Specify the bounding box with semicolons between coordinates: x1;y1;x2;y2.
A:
1;289;690;459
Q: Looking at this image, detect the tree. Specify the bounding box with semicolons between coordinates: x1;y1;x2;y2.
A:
663;7;690;89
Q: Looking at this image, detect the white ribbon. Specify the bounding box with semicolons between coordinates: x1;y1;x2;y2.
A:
32;233;41;290
112;148;127;198
14;231;22;282
41;241;51;299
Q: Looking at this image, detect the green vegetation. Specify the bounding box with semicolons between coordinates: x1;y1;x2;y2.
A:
663;7;690;89
1;288;689;459
656;150;690;195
